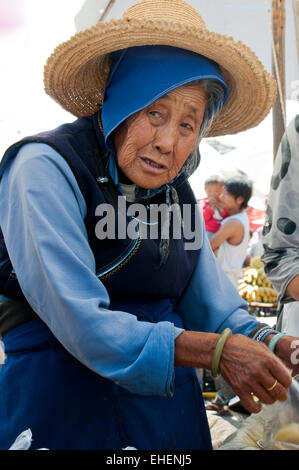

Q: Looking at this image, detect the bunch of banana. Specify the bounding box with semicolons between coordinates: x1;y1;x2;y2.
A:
250;256;264;270
238;257;277;304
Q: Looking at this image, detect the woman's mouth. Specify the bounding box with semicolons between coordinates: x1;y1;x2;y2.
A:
140;157;167;172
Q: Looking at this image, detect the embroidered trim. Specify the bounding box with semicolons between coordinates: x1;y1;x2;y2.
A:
97;224;141;280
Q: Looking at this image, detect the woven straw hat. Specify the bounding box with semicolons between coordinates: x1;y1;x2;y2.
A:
44;0;277;137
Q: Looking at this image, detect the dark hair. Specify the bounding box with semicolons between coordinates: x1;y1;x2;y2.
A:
204;175;225;186
224;177;253;209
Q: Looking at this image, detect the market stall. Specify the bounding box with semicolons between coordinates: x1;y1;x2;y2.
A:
238;257;278;319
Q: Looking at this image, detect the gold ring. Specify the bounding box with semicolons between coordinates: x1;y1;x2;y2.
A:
266;379;278;392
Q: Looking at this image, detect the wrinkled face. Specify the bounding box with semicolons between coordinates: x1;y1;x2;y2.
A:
114;85;207;189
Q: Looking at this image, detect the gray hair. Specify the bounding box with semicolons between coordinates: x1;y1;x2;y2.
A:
185;79;227;142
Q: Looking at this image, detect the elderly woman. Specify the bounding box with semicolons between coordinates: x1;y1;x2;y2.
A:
0;0;297;450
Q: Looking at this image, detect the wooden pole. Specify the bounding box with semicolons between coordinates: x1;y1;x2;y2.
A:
99;0;115;21
295;0;299;61
272;0;286;161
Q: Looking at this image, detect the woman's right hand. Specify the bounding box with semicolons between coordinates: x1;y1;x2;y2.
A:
219;334;292;414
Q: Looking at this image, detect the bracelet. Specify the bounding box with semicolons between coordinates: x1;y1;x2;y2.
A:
254;327;279;343
260;329;280;342
211;328;232;378
248;323;271;339
268;332;287;352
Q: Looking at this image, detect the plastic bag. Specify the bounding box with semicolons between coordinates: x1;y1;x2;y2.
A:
9;429;33;450
8;429;137;450
258;378;299;450
219;377;299;450
218;413;264;450
0;341;5;365
8;429;48;450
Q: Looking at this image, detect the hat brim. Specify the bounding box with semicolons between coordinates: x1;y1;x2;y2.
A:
44;18;277;137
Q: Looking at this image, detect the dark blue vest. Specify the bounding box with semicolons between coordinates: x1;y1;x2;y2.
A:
0;112;200;314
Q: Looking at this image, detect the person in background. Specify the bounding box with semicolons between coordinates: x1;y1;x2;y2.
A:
202;175;229;239
262;115;299;337
210;176;252;288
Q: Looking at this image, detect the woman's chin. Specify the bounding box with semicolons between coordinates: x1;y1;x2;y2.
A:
134;178;169;190
123;172;170;190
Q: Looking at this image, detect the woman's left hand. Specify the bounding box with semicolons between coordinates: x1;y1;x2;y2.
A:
218;334;293;414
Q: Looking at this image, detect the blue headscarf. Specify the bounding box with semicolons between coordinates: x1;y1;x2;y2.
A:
100;45;229;263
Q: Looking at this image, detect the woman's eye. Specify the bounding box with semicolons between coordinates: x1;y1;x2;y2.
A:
149;110;160;117
181;122;193;131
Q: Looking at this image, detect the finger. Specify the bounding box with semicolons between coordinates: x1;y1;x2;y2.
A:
237;391;263;414
269;360;292;389
263;378;289;402
251;383;276;405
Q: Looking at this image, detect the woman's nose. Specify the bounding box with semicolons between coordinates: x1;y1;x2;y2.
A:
153;124;177;154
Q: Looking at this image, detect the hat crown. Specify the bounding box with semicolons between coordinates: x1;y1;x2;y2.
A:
123;0;206;29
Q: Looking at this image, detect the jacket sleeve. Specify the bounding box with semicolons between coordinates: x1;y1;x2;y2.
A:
262;116;299;304
0;142;183;397
177;206;260;335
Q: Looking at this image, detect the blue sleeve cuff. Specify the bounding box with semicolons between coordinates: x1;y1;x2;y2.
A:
116;322;178;397
174;326;185;340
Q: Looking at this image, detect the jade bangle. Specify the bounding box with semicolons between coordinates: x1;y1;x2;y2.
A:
211;328;232;378
268;332;286;352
